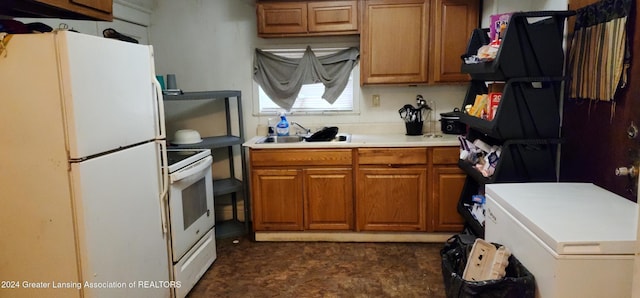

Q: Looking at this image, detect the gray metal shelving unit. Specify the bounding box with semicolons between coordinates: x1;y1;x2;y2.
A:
164;90;249;239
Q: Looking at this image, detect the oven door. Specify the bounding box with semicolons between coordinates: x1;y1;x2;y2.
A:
169;155;215;261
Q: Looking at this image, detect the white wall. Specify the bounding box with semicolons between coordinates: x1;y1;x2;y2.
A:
149;0;467;140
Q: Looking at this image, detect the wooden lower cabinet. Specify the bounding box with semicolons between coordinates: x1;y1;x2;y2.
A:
250;148;354;231
251;167;353;231
431;166;466;232
304;168;353;230
250;146;464;234
251;168;304;231
357;167;428;231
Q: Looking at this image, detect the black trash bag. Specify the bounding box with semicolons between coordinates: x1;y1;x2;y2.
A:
441;235;536;298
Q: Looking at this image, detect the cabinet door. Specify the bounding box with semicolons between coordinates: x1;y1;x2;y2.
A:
69;0;112;13
35;0;113;21
308;1;358;33
432;0;479;83
251;169;304;231
361;0;429;85
304;168;353;230
257;2;308;35
357;167;427;231
431;166;465;232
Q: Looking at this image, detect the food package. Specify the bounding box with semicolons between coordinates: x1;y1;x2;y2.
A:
477;45;499;61
468;94;488;118
486;83;504;121
489;12;513;41
463;238;512;282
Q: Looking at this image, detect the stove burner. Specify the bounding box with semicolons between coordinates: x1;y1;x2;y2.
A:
167;150;201;166
166;149;212;173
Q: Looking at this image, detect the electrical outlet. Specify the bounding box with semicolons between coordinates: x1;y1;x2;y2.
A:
372;94;380;107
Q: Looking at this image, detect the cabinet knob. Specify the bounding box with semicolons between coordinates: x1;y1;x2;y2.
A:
615;166;637;177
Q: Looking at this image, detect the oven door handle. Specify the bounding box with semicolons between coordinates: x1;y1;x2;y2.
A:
170;156;213;183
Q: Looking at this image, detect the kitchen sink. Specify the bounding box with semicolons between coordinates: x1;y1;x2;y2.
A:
255;134;351;144
257;135;305;143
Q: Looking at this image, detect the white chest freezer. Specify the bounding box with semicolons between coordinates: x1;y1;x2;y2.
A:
484;183;637;298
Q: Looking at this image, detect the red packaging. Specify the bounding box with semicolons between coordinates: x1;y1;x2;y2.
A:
487;92;502;121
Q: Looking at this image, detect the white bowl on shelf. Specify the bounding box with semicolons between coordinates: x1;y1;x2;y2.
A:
172;129;203;144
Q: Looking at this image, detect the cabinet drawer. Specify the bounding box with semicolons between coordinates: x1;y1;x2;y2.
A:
358;148;428;165
308;1;358;33
250;149;353;167
432;147;460;164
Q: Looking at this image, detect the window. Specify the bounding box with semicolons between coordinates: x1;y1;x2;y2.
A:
255;48;359;115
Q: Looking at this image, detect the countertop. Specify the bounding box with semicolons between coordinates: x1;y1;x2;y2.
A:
243;133;460;149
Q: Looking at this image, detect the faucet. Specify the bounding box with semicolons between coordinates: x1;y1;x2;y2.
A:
290;122;311;135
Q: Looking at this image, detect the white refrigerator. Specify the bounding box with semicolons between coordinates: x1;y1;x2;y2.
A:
0;31;171;297
485;182;637;298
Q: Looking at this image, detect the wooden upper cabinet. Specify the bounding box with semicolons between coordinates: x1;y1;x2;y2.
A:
1;0;113;21
361;0;430;85
360;0;479;85
432;0;479;83
257;1;359;37
257;2;308;34
308;1;358;33
69;0;112;13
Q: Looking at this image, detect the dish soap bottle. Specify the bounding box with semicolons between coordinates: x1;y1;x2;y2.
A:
276;112;289;136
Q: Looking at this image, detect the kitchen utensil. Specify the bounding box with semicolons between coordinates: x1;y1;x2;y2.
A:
399;104;430;123
172;129;203;144
305;126;339;142
416;95;426;108
399;104;427;135
405;121;424;135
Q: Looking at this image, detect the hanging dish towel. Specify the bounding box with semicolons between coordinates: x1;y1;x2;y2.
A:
568;0;632;104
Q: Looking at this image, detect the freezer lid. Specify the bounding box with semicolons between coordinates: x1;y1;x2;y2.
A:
56;31;160;159
486;183;638;255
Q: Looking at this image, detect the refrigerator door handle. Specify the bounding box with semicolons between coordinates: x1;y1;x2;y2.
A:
158;140;169;235
153;76;166;140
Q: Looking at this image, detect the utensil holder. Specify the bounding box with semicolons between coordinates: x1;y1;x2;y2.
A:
405;121;424;135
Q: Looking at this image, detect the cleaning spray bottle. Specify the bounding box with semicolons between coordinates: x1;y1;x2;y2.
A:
276;112;290;136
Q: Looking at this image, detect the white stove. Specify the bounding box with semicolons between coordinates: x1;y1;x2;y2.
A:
165;148;216;298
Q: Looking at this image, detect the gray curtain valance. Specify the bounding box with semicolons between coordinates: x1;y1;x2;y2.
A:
253;46;360;111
